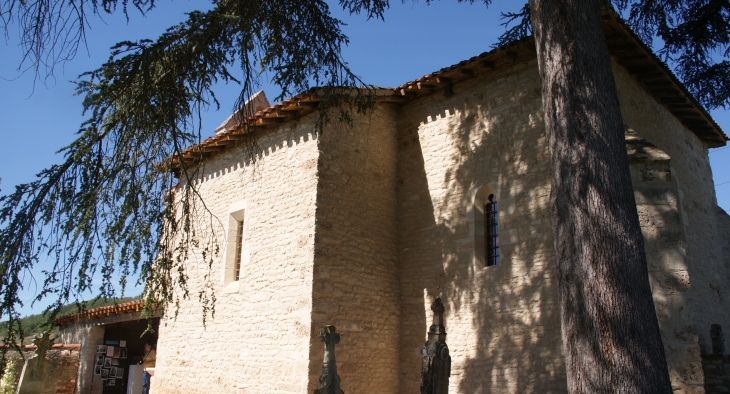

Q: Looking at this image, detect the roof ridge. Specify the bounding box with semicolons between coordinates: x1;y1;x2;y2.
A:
171;16;725;169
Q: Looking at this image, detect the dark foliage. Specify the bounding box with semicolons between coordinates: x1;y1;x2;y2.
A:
0;0;377;346
498;1;730;109
627;0;730;109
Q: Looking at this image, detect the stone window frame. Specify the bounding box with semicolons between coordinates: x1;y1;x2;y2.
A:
468;183;501;268
222;200;249;292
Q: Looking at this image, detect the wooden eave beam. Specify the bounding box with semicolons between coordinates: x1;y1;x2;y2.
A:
616;55;651;63
260;116;287;123
220;133;248;141
279;106;305;112
443;83;454;97
651;88;683;97
626;65;661;74
297;101;318;108
666;103;694;109
267;110;290;118
635;71;667;80
644;80;674;89
416;82;436;91
435;76;452;85
671;111;706;121
606;40;638;50
459;68;475;78
659;97;688;104
683;119;711;127
670;110;703;118
377;95;407;104
200;145;225;153
252;117;285;126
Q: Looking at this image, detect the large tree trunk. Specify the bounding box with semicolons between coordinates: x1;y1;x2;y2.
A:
528;1;673;392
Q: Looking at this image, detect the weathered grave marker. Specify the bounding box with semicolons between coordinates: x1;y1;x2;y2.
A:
17;331;55;394
421;298;451;394
314;325;344;394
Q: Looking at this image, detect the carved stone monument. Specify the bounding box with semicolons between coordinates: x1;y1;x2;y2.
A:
314;325;344;394
421;298;451;394
17;331;55;394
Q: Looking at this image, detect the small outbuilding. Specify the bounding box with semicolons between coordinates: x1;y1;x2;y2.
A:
55;300;160;394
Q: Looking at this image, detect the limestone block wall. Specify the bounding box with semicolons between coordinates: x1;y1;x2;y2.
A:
394;56;723;393
614;61;730;350
718;208;730;300
396;60;566;393
614;61;729;390
309;104;401;393
6;346;80;394
60;319;104;394
702;354;730;393
625;134;702;392
152;116;320;394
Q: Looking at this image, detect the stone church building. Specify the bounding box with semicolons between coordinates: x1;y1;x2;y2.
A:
58;14;730;394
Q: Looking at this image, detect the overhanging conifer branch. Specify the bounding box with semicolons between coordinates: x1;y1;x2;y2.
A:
0;0;371;343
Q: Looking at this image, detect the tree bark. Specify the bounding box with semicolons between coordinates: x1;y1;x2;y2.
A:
528;1;673;392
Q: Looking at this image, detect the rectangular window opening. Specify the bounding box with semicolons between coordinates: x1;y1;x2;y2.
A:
234;220;244;281
485;200;500;267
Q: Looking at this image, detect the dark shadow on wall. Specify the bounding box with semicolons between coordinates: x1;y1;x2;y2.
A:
623;129;700;389
395;68;698;392
396;75;566;393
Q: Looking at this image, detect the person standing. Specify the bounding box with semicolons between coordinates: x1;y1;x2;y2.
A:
141;343;156;394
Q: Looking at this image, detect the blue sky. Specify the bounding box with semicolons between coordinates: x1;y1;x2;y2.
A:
1;0;728;316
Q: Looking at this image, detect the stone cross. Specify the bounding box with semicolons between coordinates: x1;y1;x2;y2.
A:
431;298;445;337
17;331;55;394
314;325;344;394
31;331;55;361
421;298;451;394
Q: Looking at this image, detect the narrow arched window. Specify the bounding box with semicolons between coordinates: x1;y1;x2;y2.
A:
224;202;247;287
234;219;244;281
485;194;499;266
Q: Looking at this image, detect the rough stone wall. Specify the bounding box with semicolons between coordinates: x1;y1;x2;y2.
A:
309;105;401;393
614;61;729;391
394;56;723;393
7;347;80;394
396;60;566;393
702;354;730;394
718;208;730;305
151;116;320;394
4;349;37;390
625;133;702;392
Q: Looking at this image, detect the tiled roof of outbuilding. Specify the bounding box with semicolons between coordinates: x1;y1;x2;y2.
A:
54;299;144;326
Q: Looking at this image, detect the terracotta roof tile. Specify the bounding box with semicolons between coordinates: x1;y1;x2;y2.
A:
54;300;144;326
